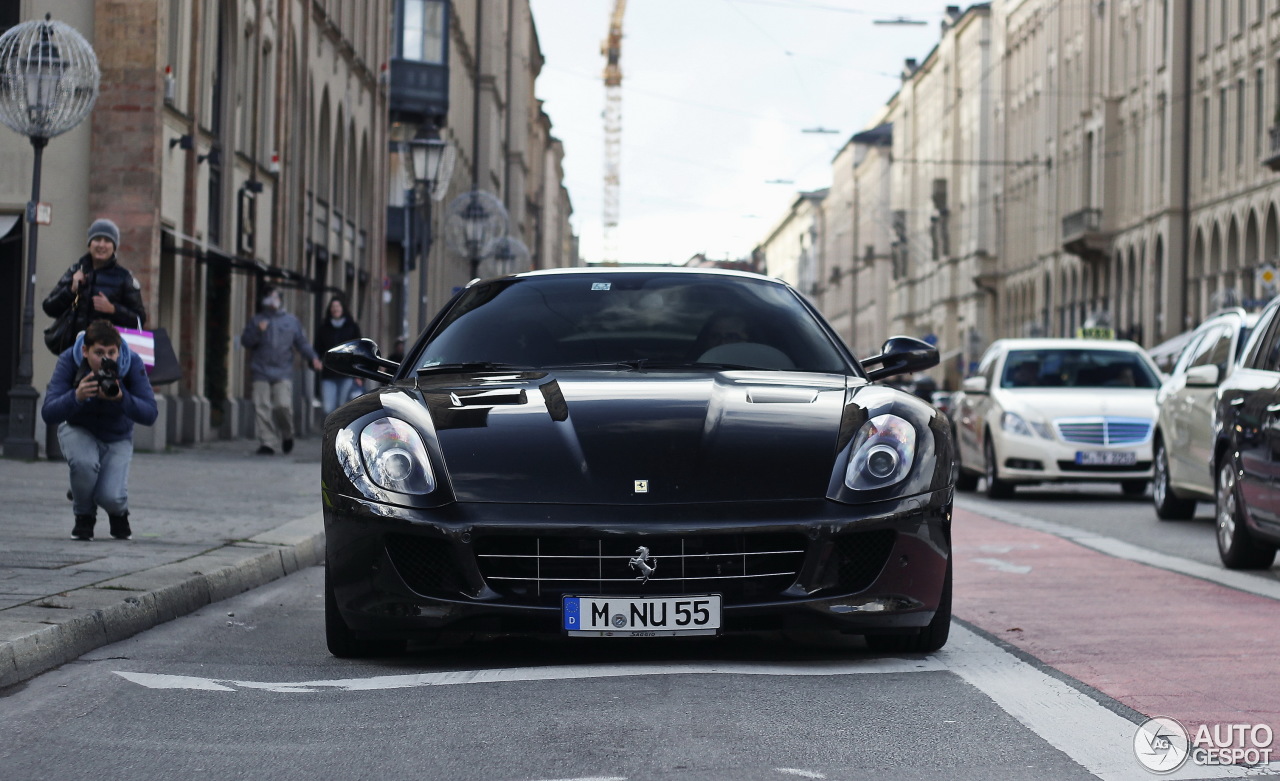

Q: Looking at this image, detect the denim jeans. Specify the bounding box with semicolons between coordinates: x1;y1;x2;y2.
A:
320;376;356;415
58;422;133;517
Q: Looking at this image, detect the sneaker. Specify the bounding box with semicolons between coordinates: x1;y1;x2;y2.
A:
282;438;294;454
71;514;95;541
255;445;275;455
108;513;132;541
66;489;73;501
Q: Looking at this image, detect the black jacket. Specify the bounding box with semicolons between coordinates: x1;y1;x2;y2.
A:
314;316;362;380
42;254;147;332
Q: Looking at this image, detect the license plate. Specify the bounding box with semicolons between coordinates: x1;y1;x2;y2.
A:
562;595;722;637
1075;450;1137;466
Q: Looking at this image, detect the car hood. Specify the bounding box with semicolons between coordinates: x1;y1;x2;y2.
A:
995;388;1158;420
416;370;854;504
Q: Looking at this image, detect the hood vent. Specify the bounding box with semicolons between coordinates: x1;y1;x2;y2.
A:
449;389;528;407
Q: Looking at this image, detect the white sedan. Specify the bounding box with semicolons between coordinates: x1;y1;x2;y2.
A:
950;338;1164;498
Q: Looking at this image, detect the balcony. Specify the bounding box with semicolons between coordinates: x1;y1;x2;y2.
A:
1061;208;1112;262
389;58;449;124
1263;126;1280;172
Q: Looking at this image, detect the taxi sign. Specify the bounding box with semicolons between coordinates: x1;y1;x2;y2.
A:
1076;327;1115;340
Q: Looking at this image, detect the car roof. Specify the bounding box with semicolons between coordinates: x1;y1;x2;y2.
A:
512;266;785;284
986;338;1149;353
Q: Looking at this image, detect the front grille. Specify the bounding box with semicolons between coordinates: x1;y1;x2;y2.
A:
831;529;896;593
1057;460;1152;473
474;533;807;606
386;535;467;597
1055;417;1152;445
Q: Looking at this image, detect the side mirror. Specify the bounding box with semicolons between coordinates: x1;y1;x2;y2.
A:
324;338;398;383
1184;364;1221;387
861;336;940;382
961;375;989;394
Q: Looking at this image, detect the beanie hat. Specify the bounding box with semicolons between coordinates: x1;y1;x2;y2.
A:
87;218;120;248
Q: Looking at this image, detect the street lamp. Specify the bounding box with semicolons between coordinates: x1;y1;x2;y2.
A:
0;15;99;460
443;190;508;280
404;129;454;331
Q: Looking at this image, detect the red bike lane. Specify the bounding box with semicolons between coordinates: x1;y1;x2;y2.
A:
952;506;1280;751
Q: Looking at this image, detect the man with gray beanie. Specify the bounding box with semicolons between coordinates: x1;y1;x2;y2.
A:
240;284;323;455
42;218;147;354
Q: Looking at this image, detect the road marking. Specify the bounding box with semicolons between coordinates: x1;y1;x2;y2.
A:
114;625;1280;778
956;498;1280;601
970;557;1032;574
113;656;945;693
775;769;826;779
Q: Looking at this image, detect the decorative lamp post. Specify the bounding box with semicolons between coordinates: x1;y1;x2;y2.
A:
488;235;531;278
405;129;453;330
444;190;508;280
0;15;99;460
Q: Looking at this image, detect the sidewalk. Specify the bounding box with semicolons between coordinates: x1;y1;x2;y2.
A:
0;436;325;689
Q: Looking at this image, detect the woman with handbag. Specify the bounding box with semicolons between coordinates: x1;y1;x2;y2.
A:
42;219;147;355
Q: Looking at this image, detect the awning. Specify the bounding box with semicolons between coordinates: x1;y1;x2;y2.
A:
0;214;20;240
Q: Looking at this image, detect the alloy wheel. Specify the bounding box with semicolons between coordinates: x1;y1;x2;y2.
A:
1216;462;1238;555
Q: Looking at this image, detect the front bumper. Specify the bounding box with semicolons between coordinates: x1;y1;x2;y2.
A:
323;487;953;641
992;430;1153;483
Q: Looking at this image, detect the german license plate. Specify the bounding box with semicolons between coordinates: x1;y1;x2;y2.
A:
1075;450;1137;466
562;595;722;637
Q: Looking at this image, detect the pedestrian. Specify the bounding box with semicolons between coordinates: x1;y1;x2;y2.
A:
42;218;147;353
41;319;158;541
314;296;363;415
240;285;323;455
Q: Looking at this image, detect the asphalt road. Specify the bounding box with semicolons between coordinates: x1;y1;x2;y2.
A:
4;484;1280;781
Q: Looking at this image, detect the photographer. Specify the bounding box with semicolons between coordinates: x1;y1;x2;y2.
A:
42;320;158;541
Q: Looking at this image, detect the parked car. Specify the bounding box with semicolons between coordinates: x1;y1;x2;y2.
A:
1151;308;1260;520
321;268;956;656
1212;295;1280;569
950;338;1163;498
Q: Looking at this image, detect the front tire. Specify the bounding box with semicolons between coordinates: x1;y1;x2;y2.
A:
1215;460;1277;570
1152;440;1196;519
984;436;1015;499
866;559;952;654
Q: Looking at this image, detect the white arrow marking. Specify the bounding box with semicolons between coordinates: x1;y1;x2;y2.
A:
114;657;945;692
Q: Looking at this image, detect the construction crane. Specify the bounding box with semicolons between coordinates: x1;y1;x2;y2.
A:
601;0;626;264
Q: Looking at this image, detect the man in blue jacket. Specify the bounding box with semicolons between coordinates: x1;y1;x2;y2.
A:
240;285;323;455
42;320;158;541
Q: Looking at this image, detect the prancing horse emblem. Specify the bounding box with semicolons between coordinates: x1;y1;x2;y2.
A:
629;546;657;584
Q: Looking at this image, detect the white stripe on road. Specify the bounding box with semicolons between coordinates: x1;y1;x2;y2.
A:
970;557;1033;574
113;655;945;693
774;769;826;779
955;498;1280;601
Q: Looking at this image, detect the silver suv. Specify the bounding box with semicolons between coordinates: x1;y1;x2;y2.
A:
1152;308;1259;520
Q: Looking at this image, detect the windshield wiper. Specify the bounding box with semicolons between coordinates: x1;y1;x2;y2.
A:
416;362;530;374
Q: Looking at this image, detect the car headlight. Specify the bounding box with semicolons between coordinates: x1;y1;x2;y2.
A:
336;417;436;497
845;414;917;491
1002;411;1053;439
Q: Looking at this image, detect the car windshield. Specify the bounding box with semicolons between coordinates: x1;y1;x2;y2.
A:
408;272;852;374
1000;348;1160;389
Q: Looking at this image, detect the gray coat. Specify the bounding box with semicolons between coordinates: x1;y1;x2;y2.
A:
240;308;319;382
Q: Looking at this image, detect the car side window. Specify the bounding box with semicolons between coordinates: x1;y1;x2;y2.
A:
1244;307;1280;372
1172;331;1207;376
1191;325;1233;375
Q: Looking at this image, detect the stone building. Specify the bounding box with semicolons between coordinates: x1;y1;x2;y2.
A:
1;1;574;455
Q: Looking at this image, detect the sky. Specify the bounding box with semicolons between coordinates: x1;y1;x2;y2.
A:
527;0;950;266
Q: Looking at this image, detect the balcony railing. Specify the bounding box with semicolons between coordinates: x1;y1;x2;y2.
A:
1263;125;1280;172
1061;208;1111;261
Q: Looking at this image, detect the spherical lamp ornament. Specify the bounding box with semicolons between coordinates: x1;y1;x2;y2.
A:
483;236;531;278
0;15;100;141
443;190;509;278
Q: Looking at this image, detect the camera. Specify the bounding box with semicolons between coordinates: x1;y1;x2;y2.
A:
96;357;120;398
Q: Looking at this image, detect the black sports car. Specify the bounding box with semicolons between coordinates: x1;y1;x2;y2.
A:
321;268;954;656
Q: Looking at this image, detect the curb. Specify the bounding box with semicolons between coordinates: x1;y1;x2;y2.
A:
0;512;324;690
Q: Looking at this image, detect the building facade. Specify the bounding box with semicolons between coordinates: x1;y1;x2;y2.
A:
1;0;574;455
